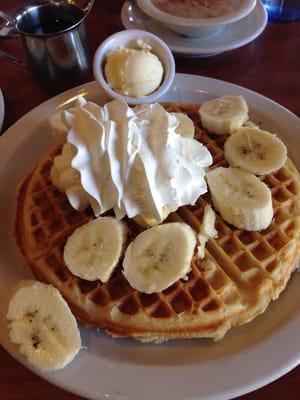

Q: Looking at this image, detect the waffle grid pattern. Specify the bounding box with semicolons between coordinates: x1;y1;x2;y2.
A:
15;103;300;341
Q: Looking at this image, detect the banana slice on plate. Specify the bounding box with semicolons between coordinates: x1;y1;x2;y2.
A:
199;95;248;135
6;280;81;371
206;167;273;231
123;222;196;294
64;217;126;282
224;127;287;175
173;112;195;138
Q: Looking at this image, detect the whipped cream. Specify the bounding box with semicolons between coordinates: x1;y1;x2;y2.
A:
50;97;213;223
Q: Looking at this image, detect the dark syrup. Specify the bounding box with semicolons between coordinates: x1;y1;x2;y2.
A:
17;3;84;35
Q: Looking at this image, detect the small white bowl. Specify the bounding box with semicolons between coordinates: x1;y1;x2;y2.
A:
93;29;175;106
137;0;257;38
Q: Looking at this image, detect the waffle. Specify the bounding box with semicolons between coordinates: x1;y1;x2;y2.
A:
15;103;300;342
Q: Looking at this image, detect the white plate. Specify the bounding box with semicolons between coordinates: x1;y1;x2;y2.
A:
121;0;268;57
0;89;5;132
0;75;300;400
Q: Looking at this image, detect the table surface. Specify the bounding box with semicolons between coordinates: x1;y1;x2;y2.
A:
0;1;299;399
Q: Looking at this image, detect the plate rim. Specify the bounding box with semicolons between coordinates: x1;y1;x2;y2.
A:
121;0;268;56
0;74;300;400
0;89;5;132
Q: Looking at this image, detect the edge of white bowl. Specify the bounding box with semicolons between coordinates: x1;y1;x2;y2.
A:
93;29;175;106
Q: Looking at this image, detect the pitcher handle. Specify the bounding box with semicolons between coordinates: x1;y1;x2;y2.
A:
83;0;95;14
0;11;27;67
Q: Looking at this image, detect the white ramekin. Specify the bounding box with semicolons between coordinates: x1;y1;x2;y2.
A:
93;29;175;106
137;0;257;38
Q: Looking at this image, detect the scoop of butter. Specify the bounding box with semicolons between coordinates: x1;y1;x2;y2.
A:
104;41;164;98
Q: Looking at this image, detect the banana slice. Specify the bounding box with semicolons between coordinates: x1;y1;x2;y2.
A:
173;112;195;138
199;95;248;135
49;112;69;144
123;222;196;294
133;207;170;229
197;205;218;259
64;217;126;282
243;120;259;129
224;127;287;175
206;167;273;231
6;280;81;371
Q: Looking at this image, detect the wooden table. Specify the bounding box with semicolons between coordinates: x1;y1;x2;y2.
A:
0;1;299;399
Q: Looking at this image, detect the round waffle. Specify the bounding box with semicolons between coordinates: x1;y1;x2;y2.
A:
15;103;300;342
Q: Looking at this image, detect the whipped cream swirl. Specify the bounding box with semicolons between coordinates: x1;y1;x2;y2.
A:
50;97;212;223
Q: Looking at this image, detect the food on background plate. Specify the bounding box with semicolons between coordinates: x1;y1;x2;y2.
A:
104;40;164;98
151;0;248;19
13;96;300;351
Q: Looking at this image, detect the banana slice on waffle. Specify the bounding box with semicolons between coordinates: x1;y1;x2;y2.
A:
123;222;196;294
199;95;248;135
173;112;195;138
206;167;273;231
224;127;287;175
64;217;127;282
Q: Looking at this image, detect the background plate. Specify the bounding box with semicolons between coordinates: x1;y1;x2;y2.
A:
0;74;299;400
121;0;267;57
